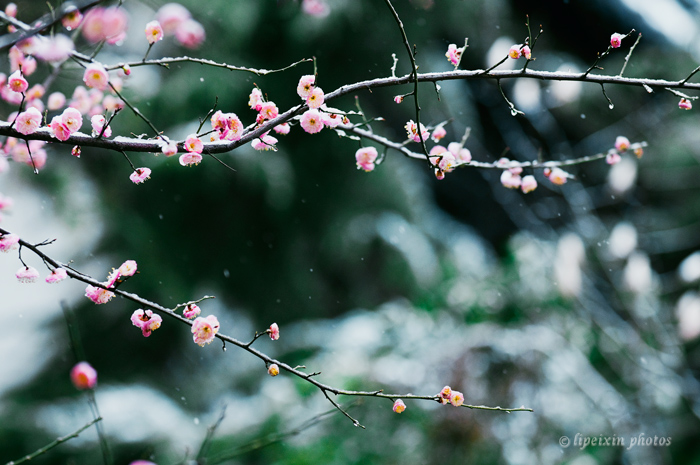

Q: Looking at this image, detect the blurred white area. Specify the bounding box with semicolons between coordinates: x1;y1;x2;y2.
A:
555;233;585;297
608;221;638;260
0;162;103;400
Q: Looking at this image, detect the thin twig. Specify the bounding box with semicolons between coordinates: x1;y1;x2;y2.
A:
4;418;102;465
383;0;433;168
619;32;642;77
196;405;227;460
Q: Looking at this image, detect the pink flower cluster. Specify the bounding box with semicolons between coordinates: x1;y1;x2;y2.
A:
429;140;472;180
405;120;430;143
49;107;83;141
3;138;48;171
211;110;243;141
181;135;203;166
498;161;538;193
85;259;138;304
192;315;220;346
438;385;464;407
508;44;532;60
156;3;205;49
131;309;163;337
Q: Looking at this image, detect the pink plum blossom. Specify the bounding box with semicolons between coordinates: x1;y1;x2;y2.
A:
679;98;693;110
16;266;39;283
175;19;205;48
521;45;532;60
257;101;279;123
0;233;20;252
15;107;43;135
434;169;445;180
320;106;348;128
545;167;570;185
118;260;138;277
62;7;83;30
105;269;121;288
85;285;115;304
72;146;81;157
450;391;464;407
306;87;325;109
34;34;74;63
130;168;151;184
437;152;456;172
431;125;447;142
297;75;315;99
249;87;264;111
131;309;162;337
355;147;378;172
82;7;129;44
405;120;430;143
157;3;191;34
180;153;203;166
508;44;522;59
606;150;621;165
252;134;278;151
184;134;203;153
61;107;82;133
394;95;403;104
447;142;472;164
49;115;71;141
610;33;623;48
70;362;97;390
268;364;280;376
393;399;406;413
145;20;164;44
7;70;27;93
25;84;44;101
161;140;178;156
91;114;112;137
521;175;538;193
614;136;630;152
438;386;452;404
192;315;220;347
445;43;463;66
83;63;109;91
183;303;201;319
300;109;324;134
46;268;68;284
500;170;522;189
5;3;16;17
269;323;280;340
274;123;291;135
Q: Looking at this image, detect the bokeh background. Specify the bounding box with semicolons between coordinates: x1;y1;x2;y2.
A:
2;0;700;464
